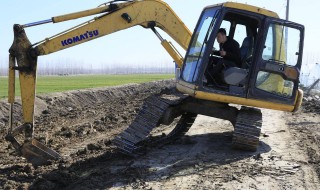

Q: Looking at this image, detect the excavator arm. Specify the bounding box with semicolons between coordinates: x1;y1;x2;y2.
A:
19;0;191;64
7;0;191;166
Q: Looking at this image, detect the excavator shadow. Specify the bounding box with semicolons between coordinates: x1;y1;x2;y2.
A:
28;131;271;189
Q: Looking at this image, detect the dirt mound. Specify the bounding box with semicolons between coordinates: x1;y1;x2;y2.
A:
302;95;320;114
0;80;175;189
287;94;320;181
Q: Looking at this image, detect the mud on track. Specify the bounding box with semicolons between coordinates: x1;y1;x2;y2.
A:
0;80;320;190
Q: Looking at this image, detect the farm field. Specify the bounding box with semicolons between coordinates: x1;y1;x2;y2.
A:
0;74;174;99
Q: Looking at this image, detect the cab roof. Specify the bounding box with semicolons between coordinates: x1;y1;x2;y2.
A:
212;2;279;18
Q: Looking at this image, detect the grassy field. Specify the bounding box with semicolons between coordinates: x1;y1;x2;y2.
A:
0;74;174;99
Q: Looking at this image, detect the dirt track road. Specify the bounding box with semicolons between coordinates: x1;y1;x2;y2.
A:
107;109;320;190
0;80;319;189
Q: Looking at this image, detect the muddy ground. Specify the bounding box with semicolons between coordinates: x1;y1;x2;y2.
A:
0;80;319;190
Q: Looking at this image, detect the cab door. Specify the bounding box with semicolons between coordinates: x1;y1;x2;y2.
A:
248;18;304;105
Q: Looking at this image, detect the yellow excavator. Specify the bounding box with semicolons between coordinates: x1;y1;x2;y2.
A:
7;0;304;166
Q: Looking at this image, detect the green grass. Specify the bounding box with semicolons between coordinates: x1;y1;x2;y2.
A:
0;74;174;99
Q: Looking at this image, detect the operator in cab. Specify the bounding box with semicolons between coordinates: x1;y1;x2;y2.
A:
205;28;241;85
214;28;241;66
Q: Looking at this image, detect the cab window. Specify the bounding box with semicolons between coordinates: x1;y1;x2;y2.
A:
233;24;247;47
262;23;301;66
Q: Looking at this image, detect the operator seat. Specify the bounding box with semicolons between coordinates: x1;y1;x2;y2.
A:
223;36;254;86
240;36;254;69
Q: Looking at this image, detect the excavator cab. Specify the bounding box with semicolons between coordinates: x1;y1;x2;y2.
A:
177;2;304;111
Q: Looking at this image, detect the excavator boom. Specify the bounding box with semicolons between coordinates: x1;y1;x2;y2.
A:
7;0;191;166
26;0;191;65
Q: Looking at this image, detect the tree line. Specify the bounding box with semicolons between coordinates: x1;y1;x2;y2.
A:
0;61;175;76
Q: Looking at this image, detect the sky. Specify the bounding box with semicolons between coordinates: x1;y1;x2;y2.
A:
1;0;319;76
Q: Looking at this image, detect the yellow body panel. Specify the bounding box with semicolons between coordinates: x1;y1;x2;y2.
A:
161;40;184;67
257;74;285;94
221;2;279;18
19;72;37;123
176;80;196;96
195;91;295;112
36;0;191;59
293;89;303;112
52;4;131;23
176;80;297;112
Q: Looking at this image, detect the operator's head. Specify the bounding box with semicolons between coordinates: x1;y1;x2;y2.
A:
216;28;227;44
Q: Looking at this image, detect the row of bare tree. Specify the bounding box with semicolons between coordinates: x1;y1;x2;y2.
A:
0;62;175;76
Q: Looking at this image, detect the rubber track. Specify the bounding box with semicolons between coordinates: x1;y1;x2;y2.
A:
232;106;262;151
112;90;190;155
